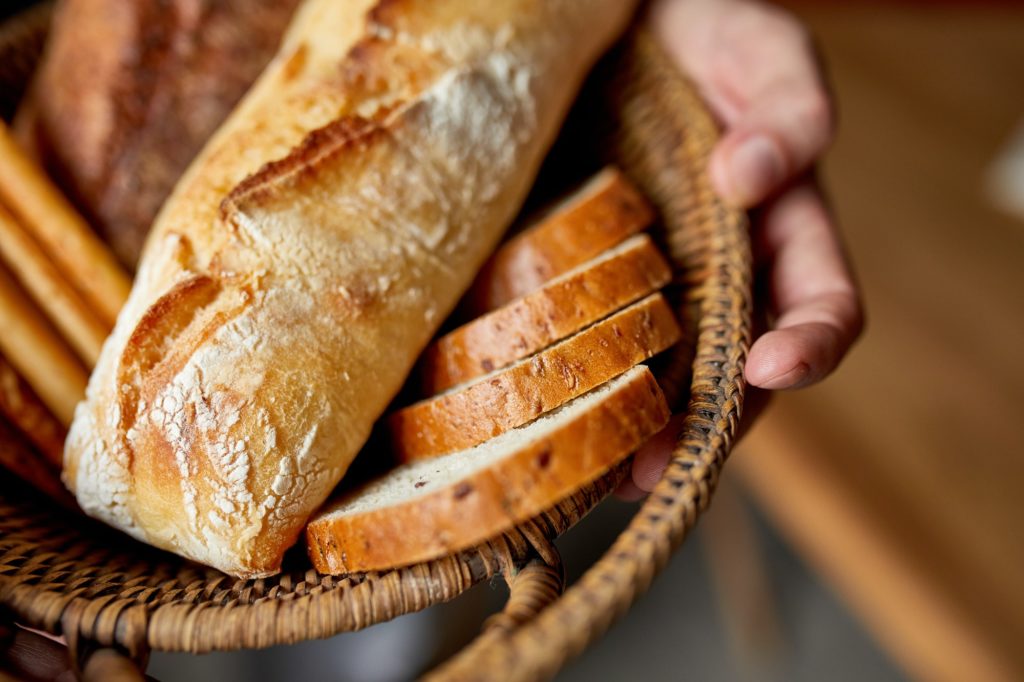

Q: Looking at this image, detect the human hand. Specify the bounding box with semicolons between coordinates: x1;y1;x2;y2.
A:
622;0;864;498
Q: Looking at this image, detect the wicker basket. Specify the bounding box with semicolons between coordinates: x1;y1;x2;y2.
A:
0;6;751;681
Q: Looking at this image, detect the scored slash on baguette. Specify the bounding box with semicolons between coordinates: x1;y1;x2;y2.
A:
463;166;654;315
390;293;681;463
307;365;670;575
420;234;672;394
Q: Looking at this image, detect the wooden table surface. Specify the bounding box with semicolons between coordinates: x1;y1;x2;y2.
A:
732;5;1024;681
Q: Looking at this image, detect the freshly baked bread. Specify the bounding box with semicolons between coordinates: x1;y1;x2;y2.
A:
15;0;302;269
390;293;681;463
420;234;671;393
464;166;654;314
64;0;641;578
308;365;669;574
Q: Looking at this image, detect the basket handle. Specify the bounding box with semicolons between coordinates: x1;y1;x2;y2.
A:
423;548;564;681
81;648;146;682
483;554;564;637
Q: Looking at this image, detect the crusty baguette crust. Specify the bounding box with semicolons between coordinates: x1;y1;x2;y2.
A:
15;0;302;269
420;234;671;393
464;166;654;314
390;294;680;463
307;366;670;574
64;0;640;577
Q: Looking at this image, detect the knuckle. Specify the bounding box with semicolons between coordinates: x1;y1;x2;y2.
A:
799;89;836;147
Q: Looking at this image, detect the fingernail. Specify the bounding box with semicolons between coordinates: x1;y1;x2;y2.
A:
727;134;785;206
756;362;811;390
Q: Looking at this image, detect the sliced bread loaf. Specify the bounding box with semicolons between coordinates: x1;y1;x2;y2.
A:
420;234;671;394
464;166;654;314
390;293;680;463
307;365;670;574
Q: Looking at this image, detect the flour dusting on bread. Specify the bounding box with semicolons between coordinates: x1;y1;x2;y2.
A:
65;0;640;577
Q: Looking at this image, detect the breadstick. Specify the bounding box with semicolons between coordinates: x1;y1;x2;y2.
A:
0;203;107;366
0;353;66;469
0;416;75;508
0;120;130;327
0;264;87;426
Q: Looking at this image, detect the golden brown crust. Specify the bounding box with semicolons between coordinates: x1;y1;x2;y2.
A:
306;366;670;574
16;0;303;269
390;294;680;463
464;166;655;314
420;234;671;393
64;0;641;577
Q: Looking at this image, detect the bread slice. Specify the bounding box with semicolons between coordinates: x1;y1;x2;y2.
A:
390;293;680;463
464;166;654;314
420;234;672;394
307;365;670;574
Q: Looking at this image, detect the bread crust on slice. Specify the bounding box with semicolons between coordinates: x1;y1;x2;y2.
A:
307;366;670;574
421;234;671;393
464;166;654;314
390;293;680;463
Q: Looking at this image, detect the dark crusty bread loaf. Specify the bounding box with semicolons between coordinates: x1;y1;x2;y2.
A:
390;293;680;463
63;0;641;578
307;365;670;574
15;0;302;269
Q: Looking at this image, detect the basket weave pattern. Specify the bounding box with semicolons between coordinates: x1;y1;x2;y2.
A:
0;8;751;680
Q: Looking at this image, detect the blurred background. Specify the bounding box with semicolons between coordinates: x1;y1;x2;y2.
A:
2;1;1023;680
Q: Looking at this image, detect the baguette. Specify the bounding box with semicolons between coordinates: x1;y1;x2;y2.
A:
420;234;671;393
464;166;654;314
64;0;641;578
15;0;303;269
390;293;680;463
308;365;670;574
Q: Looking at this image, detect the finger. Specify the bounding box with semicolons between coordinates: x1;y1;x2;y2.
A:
615;476;648;502
651;0;834;207
708;16;834;209
745;180;863;390
624;413;684;495
710;82;834;208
